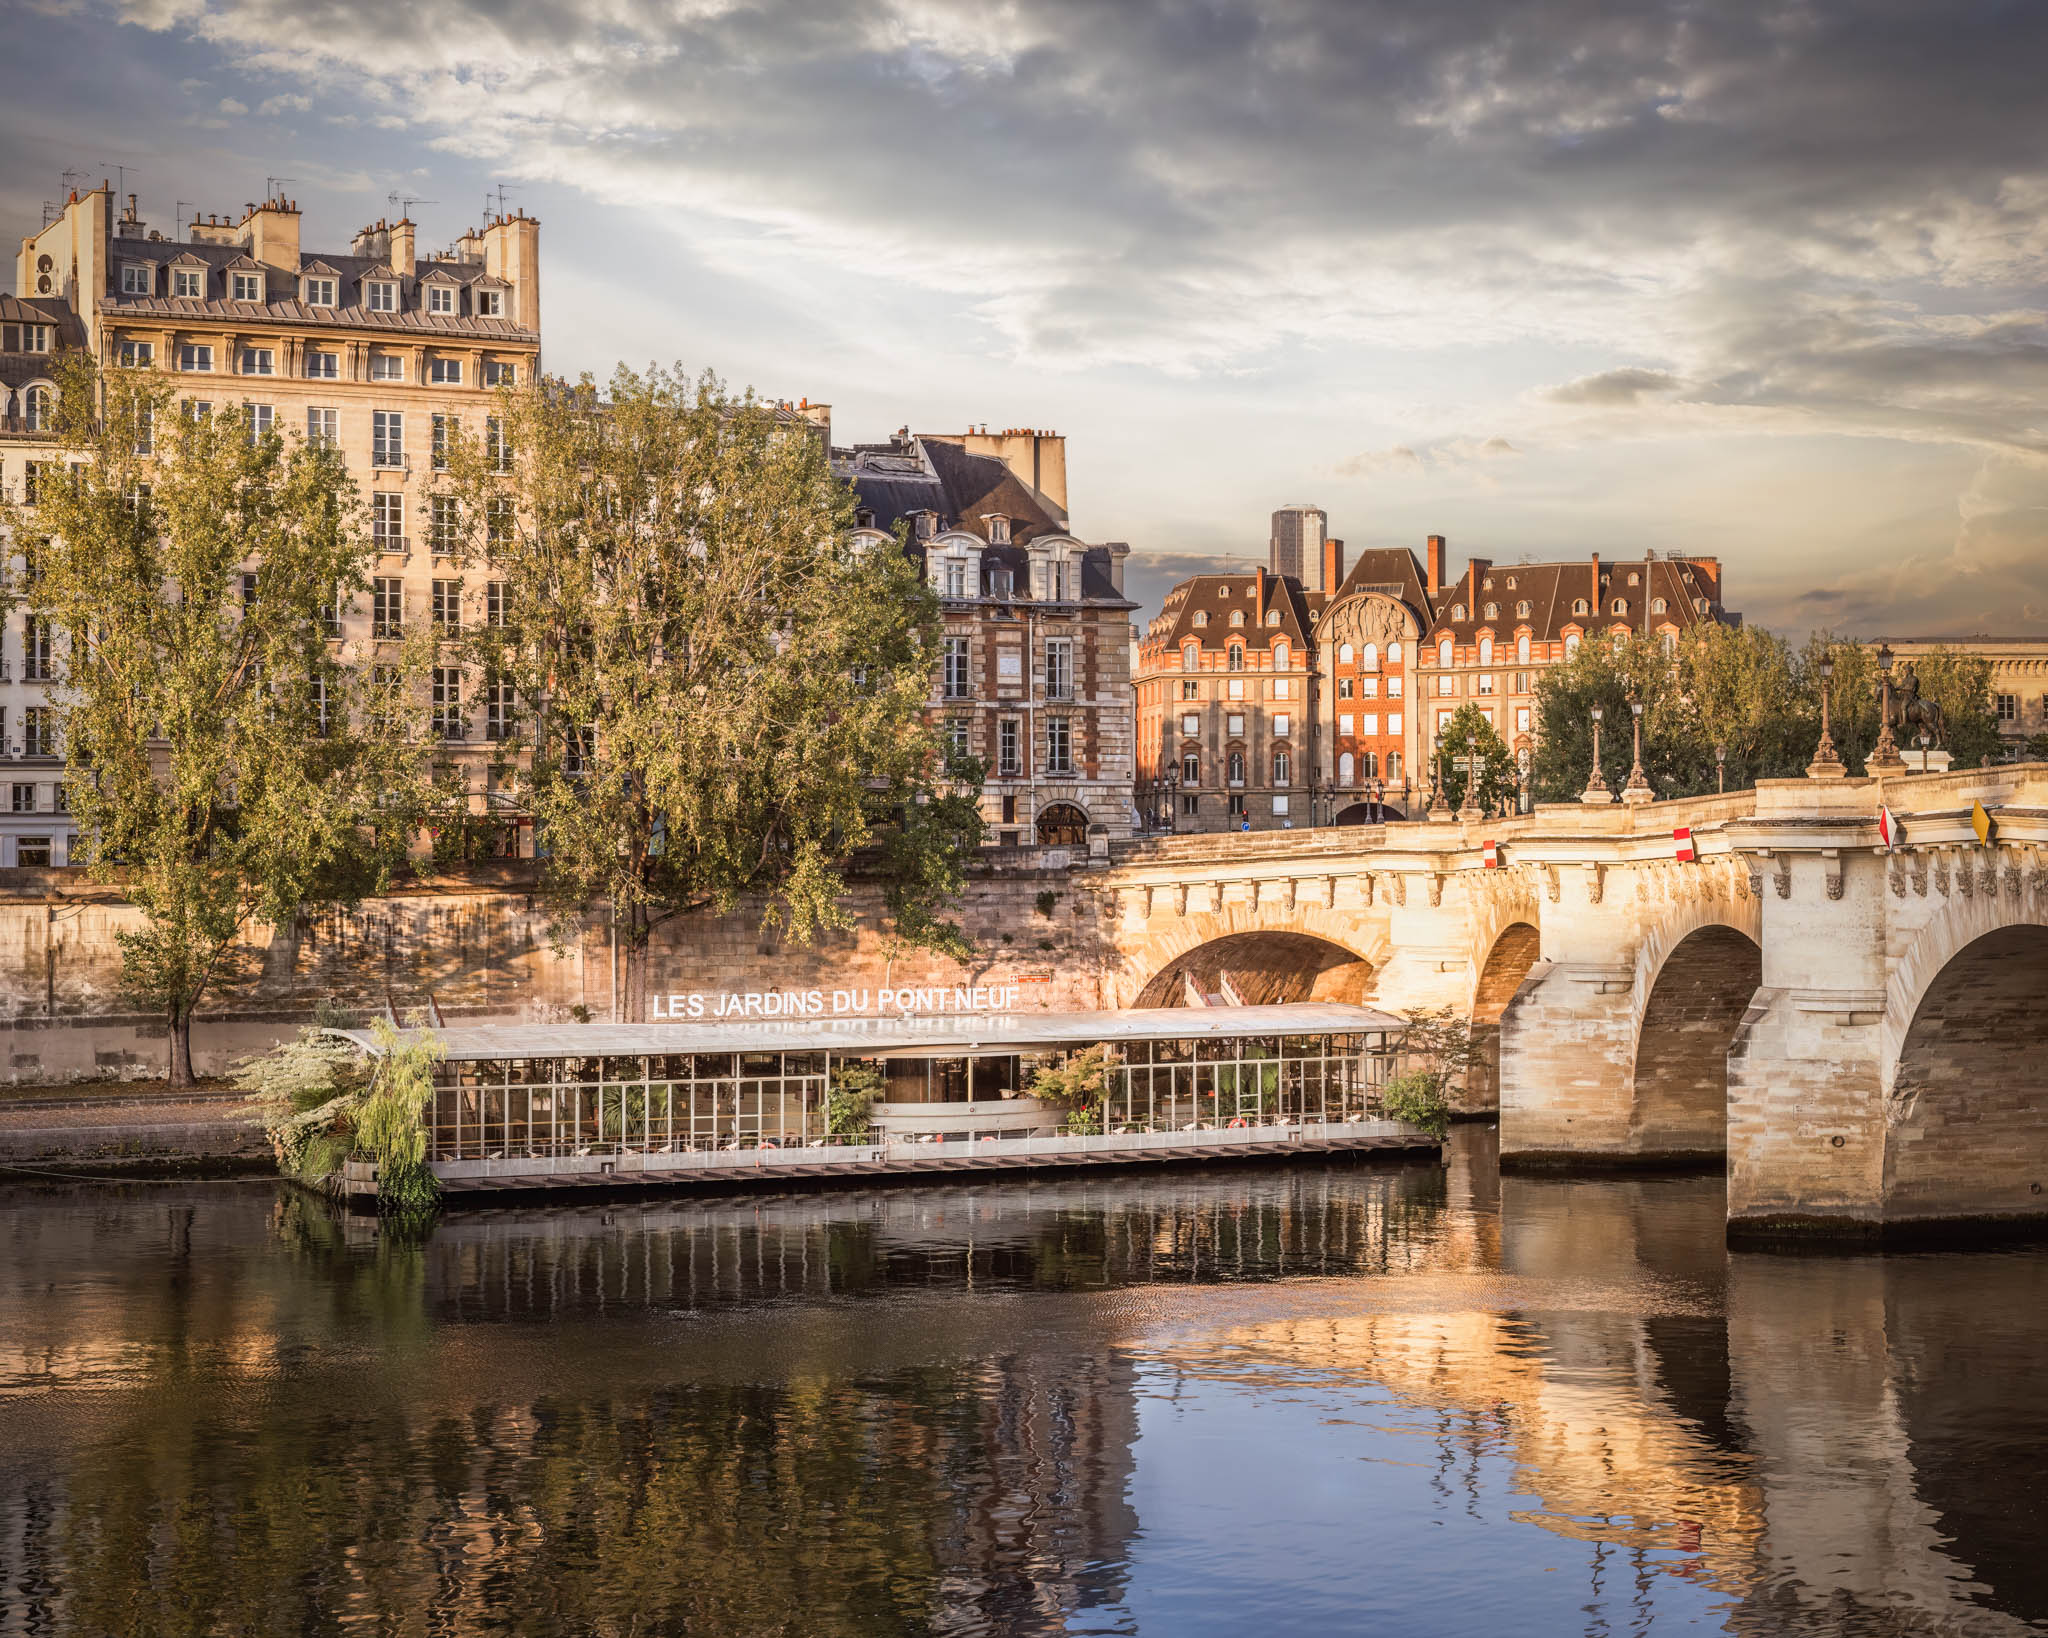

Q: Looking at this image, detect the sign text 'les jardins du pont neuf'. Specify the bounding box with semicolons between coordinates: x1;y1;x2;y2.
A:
649;986;1026;1021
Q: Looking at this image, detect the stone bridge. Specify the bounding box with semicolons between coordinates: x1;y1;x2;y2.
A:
1097;762;2048;1239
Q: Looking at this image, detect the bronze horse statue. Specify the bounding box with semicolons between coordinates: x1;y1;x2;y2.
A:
1891;662;1947;749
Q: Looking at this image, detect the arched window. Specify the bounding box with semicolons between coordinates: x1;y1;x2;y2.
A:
1572;598;1589;616
1661;630;1677;656
1565;633;1581;657
22;385;51;432
1272;749;1291;787
1517;633;1531;665
1360;641;1378;671
1192;610;1208;627
1437;637;1452;667
1478;636;1493;665
1338;642;1354;664
1387;751;1401;780
1612;630;1628;651
1651;597;1668;614
1452;603;1467;620
1228;609;1245;627
1611;597;1628;615
1363;750;1378;779
1181;643;1198;671
1273;639;1290;669
1516;600;1531;617
1265;608;1281;627
1338;751;1354;784
1227;643;1244;671
1181;750;1199;784
1388;641;1402;663
1483;602;1498;619
1228;749;1245;786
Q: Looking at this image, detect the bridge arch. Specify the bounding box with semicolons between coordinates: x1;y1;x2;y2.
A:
1467;921;1540;1109
1629;923;1761;1160
1882;893;2048;1224
1131;929;1376;1008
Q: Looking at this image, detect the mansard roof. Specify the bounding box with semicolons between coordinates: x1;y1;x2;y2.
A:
1148;571;1318;653
1423;555;1732;644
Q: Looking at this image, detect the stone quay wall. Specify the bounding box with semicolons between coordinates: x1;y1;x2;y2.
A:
0;862;1119;1082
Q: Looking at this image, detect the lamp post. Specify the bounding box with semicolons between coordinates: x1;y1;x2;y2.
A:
1517;747;1532;814
1807;648;1846;779
1424;728;1449;821
1456;744;1484;823
1582;703;1612;804
1621;697;1654;804
1869;643;1906;772
1715;742;1726;794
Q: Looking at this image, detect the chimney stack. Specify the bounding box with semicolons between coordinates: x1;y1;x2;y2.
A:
1590;552;1601;613
1426;535;1446;598
1322;536;1345;594
1255;564;1269;623
389;216;416;280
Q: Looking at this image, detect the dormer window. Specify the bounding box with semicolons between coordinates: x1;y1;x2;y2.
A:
1192;610;1208;628
1181;643;1199;672
1264;609;1281;627
1651;597;1668;614
982;514;1011;545
1506;577;1517;589
1611;597;1628;615
120;263;152;296
1227;644;1244;671
1451;603;1466;620
232;272;264;302
1482;577;1493;591
304;277;337;307
365;281;398;313
1274;639;1291;669
1483;602;1498;619
1572;598;1589;616
173;268;203;299
427;284;456;315
1695;597;1710;614
989;567;1013;597
1228;610;1244;627
1516;600;1531;617
1628;572;1640;586
1438;637;1453;667
475;290;503;317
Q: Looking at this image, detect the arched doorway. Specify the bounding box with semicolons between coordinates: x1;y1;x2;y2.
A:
1035;802;1088;847
1134;932;1373;1008
1887;924;2048;1225
1334;801;1407;825
1631;925;1762;1160
1467;923;1539;1113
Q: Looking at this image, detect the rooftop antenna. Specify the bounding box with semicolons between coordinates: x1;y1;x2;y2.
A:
176;200;195;240
386;191;437;221
493;181;514;219
263;176;296;205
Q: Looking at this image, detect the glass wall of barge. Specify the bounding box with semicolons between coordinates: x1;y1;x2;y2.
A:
424;1030;1403;1165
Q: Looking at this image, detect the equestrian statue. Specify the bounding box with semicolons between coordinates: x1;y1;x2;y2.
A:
1890;662;1947;749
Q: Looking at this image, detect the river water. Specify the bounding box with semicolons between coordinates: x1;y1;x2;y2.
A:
4;1129;2047;1637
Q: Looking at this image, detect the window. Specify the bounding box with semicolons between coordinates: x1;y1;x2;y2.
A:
432;414;452;470
1477;672;1495;695
15;837;50;867
304;277;337;307
1181;750;1199;784
1361;713;1379;736
231;272;264;302
1338;752;1354;783
1273;713;1291;738
1227;644;1244;672
432;578;462;631
483;358;515;385
1517;633;1531;665
998;718;1021;776
1265;608;1281;627
1566;633;1581;657
1517;707;1531;735
427;284;456;315
238;347;274;376
1612;597;1628;615
989;567;1013;597
1651;597;1668;614
564;726;595;774
476;290;504;318
1272;750;1291;787
1181;643;1198;672
1228;678;1245;700
365;281;397;313
1181;678;1198;700
485;497;513;549
1045;716;1072;775
1512;671;1530;694
1181;712;1199;736
1388;712;1401;737
372;410;404;467
1452;603;1466;620
429;357;462;385
484;678;517;742
1338;678;1354;699
1438;675;1456;697
1228;750;1245;786
1996;692;2018;722
486;581;508;627
1572;598;1589;616
1339;712;1355;735
1360;642;1378;671
943;637;971;699
372;577;403;637
173;268;203;299
485;416;509;472
12;784;35;814
1227;713;1245;737
184;401;211;423
1484;603;1498;619
427;497;460;557
307;406;337;446
1045;638;1073;700
1273;640;1290;669
22;386;51;432
118;339;153;368
1517;600;1531;618
1228;794;1245;818
23;706;54;758
132;410;154;457
432;667;464;740
23;620;54;682
943;717;970;759
1361;676;1379;698
1389;641;1402;663
1661;631;1677;657
322;589;344;638
942;557;968;597
1477;636;1493;665
309;675;332;736
120;263;152;295
1228;609;1244;627
370;354;404;381
243;403;272;444
370;491;405;552
1192;610;1209;629
178;343;213;372
1272;677;1290;699
305;350;338;379
240;571;259;607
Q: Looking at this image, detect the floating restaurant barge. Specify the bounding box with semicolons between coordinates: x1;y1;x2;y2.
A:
330;1003;1436;1201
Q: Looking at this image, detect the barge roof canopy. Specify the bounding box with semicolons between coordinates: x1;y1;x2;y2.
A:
329;1003;1408;1063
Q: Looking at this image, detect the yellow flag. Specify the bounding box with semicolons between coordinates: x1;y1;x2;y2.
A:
1972;800;1995;845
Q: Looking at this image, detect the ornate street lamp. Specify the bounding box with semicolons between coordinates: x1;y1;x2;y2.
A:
1715;742;1727;794
1582;702;1612;804
1869;642;1906;772
1621;697;1654;804
1807;648;1846;779
1517;746;1532;814
1456;745;1484;823
1424;728;1448;820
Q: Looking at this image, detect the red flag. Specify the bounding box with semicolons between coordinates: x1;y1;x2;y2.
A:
1482;840;1501;869
1878;806;1903;849
1673;827;1696;863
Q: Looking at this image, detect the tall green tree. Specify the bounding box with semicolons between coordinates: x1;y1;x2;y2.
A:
447;364;982;1021
1430;703;1519;814
1529;634;1694;802
5;354;424;1083
1678;623;1816;789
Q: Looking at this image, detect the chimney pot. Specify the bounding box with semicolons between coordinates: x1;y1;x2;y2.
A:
1426;534;1446;598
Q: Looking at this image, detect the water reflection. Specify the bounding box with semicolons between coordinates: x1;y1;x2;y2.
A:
2;1141;2047;1634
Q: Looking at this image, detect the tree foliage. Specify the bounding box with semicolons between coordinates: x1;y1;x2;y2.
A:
1430;702;1519;814
1027;1044;1109;1135
4;354;425;1082
445;365;982;1020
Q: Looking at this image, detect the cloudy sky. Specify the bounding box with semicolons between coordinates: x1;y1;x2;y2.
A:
7;0;2047;634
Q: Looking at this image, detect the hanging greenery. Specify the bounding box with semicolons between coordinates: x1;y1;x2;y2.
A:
1026;1045;1109;1135
352;1020;446;1216
826;1061;883;1142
